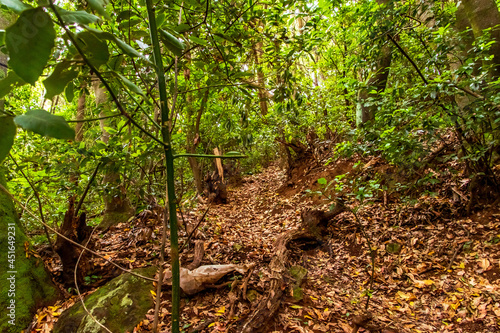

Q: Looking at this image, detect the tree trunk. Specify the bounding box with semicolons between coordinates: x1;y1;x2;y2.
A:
74;85;86;142
462;0;500;78
54;198;92;286
357;42;392;126
253;35;268;116
0;12;13;111
93;80;134;229
356;0;392;126
184;52;210;195
451;3;478;111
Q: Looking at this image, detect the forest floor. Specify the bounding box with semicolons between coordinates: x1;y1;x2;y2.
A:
32;155;500;333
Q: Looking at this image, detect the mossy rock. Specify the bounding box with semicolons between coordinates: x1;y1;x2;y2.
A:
53;266;157;333
0;169;60;333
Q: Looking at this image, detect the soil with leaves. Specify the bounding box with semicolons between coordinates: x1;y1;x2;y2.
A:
31;156;500;333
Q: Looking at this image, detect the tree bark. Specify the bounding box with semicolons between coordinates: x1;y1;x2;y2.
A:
54;198;92;286
462;0;500;78
184;47;209;196
93;80;134;229
186;89;209;195
75;84;86;142
356;0;392;126
253;35;268;116
0;12;14;111
252;22;268;116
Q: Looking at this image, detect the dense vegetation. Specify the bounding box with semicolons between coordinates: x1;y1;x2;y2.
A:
0;0;499;332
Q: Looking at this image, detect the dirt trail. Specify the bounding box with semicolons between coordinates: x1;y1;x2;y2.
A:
34;161;500;333
208;165;311;253
195;162;500;333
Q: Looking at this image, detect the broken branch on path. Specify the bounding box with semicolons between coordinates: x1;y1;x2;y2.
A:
239;199;347;333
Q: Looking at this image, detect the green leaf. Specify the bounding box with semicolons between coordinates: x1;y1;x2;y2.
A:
130;30;149;40
43;61;79;100
117;73;144;97
103;126;117;135
109;54;124;70
65;81;75;102
0;116;16;163
0;0;32;14
84;26;149;62
159;29;185;56
87;0;110;20
118;18;142;30
317;178;327;185
113;36;143;58
6;8;55;85
54;6;100;25
0;70;26;99
173;24;191;33
116;10;132;22
75;31;109;67
14;109;75;140
156;13;165;27
189;35;207;46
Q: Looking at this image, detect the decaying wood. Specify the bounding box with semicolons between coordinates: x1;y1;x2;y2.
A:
54;198;92;286
204;171;228;204
213;147;224;182
238;200;346;333
276;137;314;180
186;240;205;270
164;242;254;296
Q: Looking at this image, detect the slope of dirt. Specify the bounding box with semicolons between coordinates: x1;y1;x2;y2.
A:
31;158;500;333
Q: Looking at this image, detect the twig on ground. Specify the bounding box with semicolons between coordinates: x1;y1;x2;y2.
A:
180;203;212;252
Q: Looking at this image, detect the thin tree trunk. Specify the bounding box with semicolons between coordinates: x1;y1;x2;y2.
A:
356;0;392;126
186;89;209;195
75;85;86;142
93;80;134;229
184;48;209;195
452;3;478;110
253;23;268;116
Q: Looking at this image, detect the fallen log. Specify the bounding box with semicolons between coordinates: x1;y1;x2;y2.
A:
238;199;346;333
163;240;254;295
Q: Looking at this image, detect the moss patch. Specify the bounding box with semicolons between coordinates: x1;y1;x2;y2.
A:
0;169;60;333
99;211;133;229
53;266;156;333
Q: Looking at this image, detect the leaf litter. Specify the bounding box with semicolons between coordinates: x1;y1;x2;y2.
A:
31;154;499;332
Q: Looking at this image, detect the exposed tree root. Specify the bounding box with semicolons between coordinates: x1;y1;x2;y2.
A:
54;198;92;286
238;200;346;333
